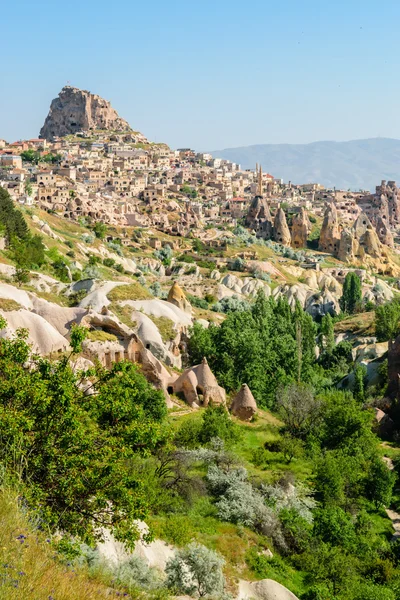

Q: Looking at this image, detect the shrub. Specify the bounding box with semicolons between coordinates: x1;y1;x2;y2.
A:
103;257;115;268
165;542;225;597
199;404;242;446
108;283;152;301
212;295;250;314
207;465;281;541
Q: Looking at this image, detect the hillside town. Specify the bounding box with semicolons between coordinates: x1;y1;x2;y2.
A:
1;86;399;264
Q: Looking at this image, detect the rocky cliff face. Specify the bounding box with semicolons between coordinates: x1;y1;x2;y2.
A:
40;86;132;140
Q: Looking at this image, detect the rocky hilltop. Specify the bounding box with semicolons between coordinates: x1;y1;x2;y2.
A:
39;86;132;140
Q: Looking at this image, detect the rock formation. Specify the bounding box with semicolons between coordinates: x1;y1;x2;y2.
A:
376;216;394;248
338;228;357;262
230;384;257;421
338;212;383;262
170;357;226;407
245;196;273;239
319;203;340;253
167;282;191;314
273;207;291;246
40;86;132;140
291;207;311;248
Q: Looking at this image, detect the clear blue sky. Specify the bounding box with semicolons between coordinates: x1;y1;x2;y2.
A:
2;0;400;150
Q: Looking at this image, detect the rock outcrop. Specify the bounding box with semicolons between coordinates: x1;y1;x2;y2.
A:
273;207;291;246
238;578;300;600
167;282;191;314
245;196;273;239
376;216;394;248
170;357;226;407
40;86;132;140
319;203;340;253
291;207;311;248
230;384;257;421
338;212;383;263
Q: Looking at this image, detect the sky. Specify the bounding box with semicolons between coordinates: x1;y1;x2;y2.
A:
1;0;400;150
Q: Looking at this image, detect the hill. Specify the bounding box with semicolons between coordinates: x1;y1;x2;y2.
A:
40;86;134;140
211;137;400;191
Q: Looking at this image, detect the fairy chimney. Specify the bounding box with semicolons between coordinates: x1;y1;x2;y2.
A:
319;203;340;254
245;196;273;239
167;282;191;314
230;384;257;421
291;207;311;248
376;216;394;248
273;207;291;246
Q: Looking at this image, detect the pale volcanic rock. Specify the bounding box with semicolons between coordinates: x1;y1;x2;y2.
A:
0;310;69;355
319;203;340;254
245;196;273;238
167;282;191;314
230;384;257;421
362;227;382;258
237;578;299;600
338;228;358;262
291;207;311;248
273;207;291;246
40;86;132;140
376;216;394;248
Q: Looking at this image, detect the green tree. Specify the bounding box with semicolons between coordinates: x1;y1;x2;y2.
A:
353;363;367;402
367;457;396;508
93;221;107;240
199;404;241;445
320;313;335;354
340;272;362;314
0;326;168;547
375;300;400;342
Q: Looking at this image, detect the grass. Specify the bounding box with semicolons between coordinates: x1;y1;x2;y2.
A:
148;316;176;342
87;330;118;342
0;298;22;311
0;488;123;600
109;303;137;329
108;282;152;302
334;311;375;336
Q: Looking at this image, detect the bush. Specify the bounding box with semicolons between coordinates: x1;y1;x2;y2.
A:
199;404;242;446
207;465;281;541
103;257;115;268
165;542;225;597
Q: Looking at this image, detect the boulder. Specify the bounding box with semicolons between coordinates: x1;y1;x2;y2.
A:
237;578;299;600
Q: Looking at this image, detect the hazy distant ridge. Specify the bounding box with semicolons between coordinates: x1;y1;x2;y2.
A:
211;138;400;191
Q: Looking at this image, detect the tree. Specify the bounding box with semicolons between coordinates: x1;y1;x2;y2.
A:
13;266;30;286
166;542;225;597
20;149;41;164
340;272;362;314
353;363;367;402
0;326;169;547
375;300;400;342
199;404;241;446
93;221;107;240
24;179;33;196
0;188;29;241
367;458;396;508
320;313;335;354
276;383;321;438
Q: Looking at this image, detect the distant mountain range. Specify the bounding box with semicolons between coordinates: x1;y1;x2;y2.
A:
211;138;400;191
